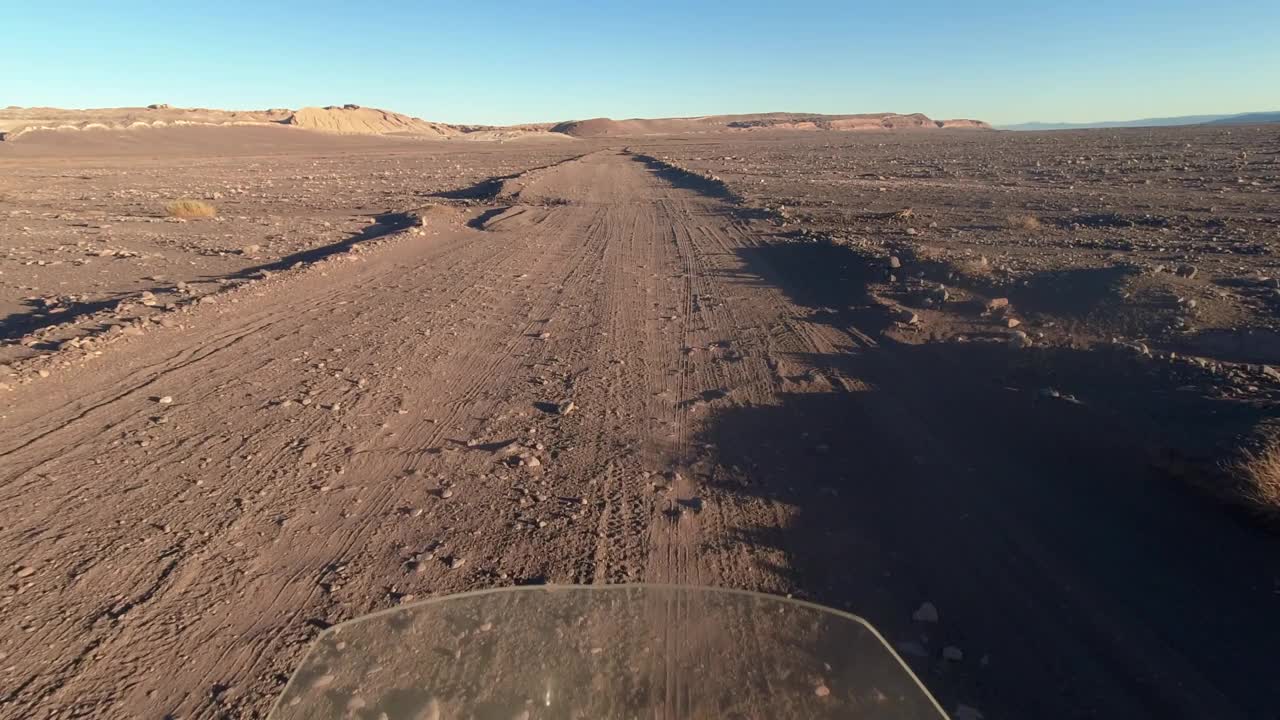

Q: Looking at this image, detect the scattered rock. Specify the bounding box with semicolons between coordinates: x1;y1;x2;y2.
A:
555;400;576;416
888;256;902;269
508;451;542;468
1175;265;1198;279
14;566;36;578
1115;339;1151;357
490;439;523;457
448;556;466;570
1008;331;1033;349
985;298;1010;313
894;308;920;325
943;645;964;662
912;602;939;623
157;396;173;405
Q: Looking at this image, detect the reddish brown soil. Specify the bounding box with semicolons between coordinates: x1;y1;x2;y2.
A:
1;128;1278;720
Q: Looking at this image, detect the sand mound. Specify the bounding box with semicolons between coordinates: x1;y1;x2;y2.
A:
551;112;990;137
284;105;458;137
550;117;709;136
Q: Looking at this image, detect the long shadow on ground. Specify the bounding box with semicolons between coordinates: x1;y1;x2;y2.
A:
699;238;1280;720
1;213;420;345
628;154;778;221
219;211;421;281
1;295;125;342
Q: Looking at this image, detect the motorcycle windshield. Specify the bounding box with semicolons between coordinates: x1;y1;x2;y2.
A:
270;584;948;719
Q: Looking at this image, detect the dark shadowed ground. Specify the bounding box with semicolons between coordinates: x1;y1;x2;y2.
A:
697;237;1280;719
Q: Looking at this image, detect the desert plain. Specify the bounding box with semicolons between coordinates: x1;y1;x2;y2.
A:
1;105;1278;719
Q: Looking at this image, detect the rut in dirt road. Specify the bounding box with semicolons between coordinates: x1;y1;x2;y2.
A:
0;151;793;719
2;150;1278;720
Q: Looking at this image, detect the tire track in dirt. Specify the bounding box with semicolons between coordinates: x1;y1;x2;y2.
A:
0;148;1038;718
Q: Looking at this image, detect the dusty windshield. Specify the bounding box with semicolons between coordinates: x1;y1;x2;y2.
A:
271;585;947;719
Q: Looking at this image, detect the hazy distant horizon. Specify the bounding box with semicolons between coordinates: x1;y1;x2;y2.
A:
999;110;1280;131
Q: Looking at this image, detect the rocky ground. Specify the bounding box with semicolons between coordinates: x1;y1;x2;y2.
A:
1;126;1278;720
0;127;587;367
635;126;1280;514
638;127;1280;365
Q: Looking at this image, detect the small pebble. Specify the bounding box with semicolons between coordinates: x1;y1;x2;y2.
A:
912;602;939;623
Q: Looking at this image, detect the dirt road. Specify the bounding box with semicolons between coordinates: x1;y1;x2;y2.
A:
2;151;1277;719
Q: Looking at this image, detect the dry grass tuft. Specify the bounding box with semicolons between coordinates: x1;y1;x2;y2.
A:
904;244;946;264
166;199;217;219
1006;213;1042;231
954;254;993;278
865;208;916;224
1230;437;1280;518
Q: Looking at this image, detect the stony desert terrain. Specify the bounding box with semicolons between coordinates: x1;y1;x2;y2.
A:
1;118;1278;720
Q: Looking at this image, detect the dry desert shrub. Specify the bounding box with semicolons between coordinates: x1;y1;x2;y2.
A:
1006;213;1042;231
166;199;217;219
954;254;993;278
1230;437;1280;518
903;243;945;264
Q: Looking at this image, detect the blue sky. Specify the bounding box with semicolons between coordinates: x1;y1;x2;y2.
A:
3;0;1277;125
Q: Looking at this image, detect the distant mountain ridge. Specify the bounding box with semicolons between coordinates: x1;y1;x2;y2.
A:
0;105;992;142
0;105;461;141
1001;111;1280;131
550;112;990;137
1204;112;1280;126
